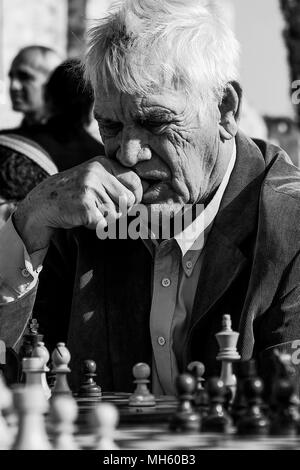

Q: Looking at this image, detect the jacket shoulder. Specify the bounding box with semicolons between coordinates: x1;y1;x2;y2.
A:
263;149;300;205
259;146;300;253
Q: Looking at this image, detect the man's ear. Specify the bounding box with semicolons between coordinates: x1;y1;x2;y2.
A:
219;82;241;141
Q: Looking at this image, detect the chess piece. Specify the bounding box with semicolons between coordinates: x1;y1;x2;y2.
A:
187;361;209;417
201;377;232;433
169;373;201;432
270;350;299;407
91;403;119;450
216;315;241;402
51;343;72;398
270;377;300;436
47;361;56;390
12;385;51;450
50;395;79;450
187;361;205;390
231;360;257;425
22;357;45;389
237;376;270;436
128;363;156;407
77;360;102;400
0;374;13;449
32;341;51;400
19;318;43;361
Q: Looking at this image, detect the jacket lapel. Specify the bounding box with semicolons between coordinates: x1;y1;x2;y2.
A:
190;132;267;329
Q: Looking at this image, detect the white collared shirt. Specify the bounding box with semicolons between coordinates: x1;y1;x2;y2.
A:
148;143;237;395
174;142;236;255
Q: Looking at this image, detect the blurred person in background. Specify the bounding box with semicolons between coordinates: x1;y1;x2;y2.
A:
0;134;57;229
2;58;104;171
7;46;62;129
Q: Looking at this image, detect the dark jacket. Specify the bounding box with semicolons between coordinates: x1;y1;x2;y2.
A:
1;132;300;392
0;118;104;171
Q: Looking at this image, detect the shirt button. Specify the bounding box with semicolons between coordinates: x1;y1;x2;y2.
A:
21;268;31;278
186;261;193;269
157;336;166;346
161;278;171;287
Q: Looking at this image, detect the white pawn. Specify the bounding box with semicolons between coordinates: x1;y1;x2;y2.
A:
0;374;13;449
129;363;156;407
91;403;119;450
13;385;51;450
32;341;51;400
50;395;79;450
51;343;72;397
216;314;241;400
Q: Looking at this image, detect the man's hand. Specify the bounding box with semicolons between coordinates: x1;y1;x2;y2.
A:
13;157;143;254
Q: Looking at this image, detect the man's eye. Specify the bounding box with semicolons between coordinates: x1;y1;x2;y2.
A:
18;72;33;81
141;120;170;132
98;122;123;137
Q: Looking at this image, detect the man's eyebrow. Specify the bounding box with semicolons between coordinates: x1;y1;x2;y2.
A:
94;113;118;124
135;109;175;121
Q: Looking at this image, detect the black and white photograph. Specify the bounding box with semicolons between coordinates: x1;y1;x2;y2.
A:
0;0;300;455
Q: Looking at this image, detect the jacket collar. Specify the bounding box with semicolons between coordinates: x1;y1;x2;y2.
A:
190;131;268;329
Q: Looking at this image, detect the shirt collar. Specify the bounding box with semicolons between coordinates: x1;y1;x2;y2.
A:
175;141;236;258
141;141;236;269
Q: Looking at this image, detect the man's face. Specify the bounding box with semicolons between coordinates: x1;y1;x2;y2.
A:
9;51;48;116
94;86;221;217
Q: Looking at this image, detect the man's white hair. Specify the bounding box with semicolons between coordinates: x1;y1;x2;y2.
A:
85;0;240;104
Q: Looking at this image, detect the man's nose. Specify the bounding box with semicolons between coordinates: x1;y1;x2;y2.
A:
117;126;151;167
10;77;22;91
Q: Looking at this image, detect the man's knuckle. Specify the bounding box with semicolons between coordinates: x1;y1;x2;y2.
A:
130;172;141;188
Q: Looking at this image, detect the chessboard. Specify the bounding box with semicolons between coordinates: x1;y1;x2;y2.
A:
1;315;300;451
76;392;178;427
77;424;300;451
74;397;300;451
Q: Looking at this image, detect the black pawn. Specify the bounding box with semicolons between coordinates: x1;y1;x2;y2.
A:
78;360;102;400
19;318;43;361
231;360;257;425
270;378;299;436
187;361;209;417
202;378;232;433
237;376;270;436
169;373;201;433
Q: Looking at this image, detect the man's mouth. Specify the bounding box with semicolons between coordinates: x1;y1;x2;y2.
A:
11;94;25;106
141;179;171;203
134;167;172;204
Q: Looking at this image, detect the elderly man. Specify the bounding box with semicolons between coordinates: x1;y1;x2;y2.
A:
7;46;61;129
0;0;300;394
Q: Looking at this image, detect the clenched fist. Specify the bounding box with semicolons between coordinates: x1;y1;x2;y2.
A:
14;157;143;253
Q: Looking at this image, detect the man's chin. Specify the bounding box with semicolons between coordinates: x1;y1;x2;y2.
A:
137;201;184;226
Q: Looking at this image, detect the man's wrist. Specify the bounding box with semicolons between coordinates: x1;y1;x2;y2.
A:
13;207;54;255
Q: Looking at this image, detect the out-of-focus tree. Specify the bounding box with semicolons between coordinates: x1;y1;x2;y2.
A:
68;0;87;57
280;0;300;126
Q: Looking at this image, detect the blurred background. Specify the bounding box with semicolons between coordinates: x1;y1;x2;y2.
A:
0;0;300;165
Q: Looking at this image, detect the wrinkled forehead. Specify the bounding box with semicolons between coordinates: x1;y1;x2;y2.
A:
94;85;189;121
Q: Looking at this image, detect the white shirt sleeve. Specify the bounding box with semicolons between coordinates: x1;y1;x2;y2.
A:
0;217;48;304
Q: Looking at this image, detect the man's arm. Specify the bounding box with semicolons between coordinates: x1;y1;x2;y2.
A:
0;217;47;302
0;216;76;350
0;156;142;348
0;218;47;347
